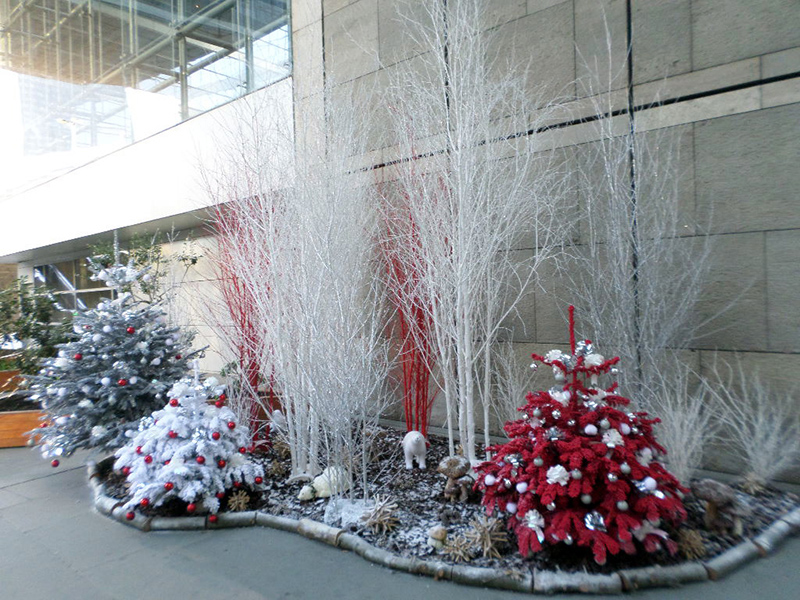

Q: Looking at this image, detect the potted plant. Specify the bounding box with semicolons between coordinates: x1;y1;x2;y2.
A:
0;278;67;447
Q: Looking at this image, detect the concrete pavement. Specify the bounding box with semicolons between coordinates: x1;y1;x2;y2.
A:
1;446;798;600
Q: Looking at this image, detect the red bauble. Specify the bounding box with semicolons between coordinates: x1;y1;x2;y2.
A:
175;354;182;360
118;379;128;386
126;327;135;334
255;477;263;485
227;421;236;430
219;393;227;401
216;492;225;499
164;460;170;465
217;460;226;468
126;512;136;521
211;431;221;440
121;466;131;476
169;399;179;407
164;482;174;491
144;455;153;464
186;503;196;513
73;353;83;361
214;400;224;408
233;481;241;488
208;514;218;524
51;459;60;468
196;456;206;464
140;498;150;508
39;422;48;428
238;447;247;454
136;446;143;454
168;430;178;438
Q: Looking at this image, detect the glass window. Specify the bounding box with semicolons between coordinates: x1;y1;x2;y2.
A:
0;1;291;199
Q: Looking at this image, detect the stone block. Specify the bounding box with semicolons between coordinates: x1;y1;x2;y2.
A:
463;0;527;30
635;59;760;107
528;0;569;15
377;0;433;66
324;0;380;84
694;233;767;351
692;0;800;70
632;0;692;85
575;0;628;94
292;0;322;31
324;0;357;16
762;78;800;109
762;46;800;78
635;87;760;132
766;230;800;353
489;3;575;104
293;21;323;100
695;104;800;234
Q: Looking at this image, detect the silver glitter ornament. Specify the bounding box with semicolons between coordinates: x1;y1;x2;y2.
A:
616;501;629;511
533;408;542;417
547;427;563;441
552;410;561;420
611;367;619;375
599;419;610;430
608;473;618;482
567;419;576;427
620;462;631;474
563;534;574;545
575;340;594;357
530;363;538;372
533;457;544;467
571;469;582;480
507;454;523;468
581;494;592;504
584;511;607;532
546;502;556;511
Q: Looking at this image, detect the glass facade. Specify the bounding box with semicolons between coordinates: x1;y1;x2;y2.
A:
34;259;114;312
0;0;290;197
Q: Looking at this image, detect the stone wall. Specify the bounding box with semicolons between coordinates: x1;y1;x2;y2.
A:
292;0;800;476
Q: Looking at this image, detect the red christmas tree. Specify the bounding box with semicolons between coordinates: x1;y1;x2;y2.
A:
475;307;687;565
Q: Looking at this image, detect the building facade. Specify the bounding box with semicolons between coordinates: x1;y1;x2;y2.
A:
1;1;799;472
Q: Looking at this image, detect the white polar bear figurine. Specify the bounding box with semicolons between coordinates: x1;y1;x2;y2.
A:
402;430;427;470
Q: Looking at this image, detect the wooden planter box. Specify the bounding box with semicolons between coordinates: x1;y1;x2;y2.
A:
0;409;42;448
0;369;42;448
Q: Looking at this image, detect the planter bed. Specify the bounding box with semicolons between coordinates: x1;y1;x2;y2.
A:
88;425;800;594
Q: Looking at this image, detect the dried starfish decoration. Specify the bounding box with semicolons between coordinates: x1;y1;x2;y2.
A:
227;489;251;512
466;515;508;559
361;495;399;535
442;534;474;563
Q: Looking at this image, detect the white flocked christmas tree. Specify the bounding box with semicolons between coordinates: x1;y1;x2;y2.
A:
29;252;197;462
114;372;265;518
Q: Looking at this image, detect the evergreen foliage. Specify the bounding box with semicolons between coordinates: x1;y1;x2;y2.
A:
115;376;265;515
475;308;686;565
28;258;197;458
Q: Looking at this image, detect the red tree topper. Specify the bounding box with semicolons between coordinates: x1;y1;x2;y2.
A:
475;306;686;565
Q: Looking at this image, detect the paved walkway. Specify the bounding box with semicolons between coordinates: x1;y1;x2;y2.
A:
1;447;798;600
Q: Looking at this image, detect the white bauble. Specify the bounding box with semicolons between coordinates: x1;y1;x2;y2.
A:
150;358;161;366
484;474;497;486
102;325;112;333
92;334;103;343
584;424;598;436
101;377;111;386
516;482;529;494
506;502;518;514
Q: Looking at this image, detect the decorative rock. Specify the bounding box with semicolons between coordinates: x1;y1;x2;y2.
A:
402;430;427;469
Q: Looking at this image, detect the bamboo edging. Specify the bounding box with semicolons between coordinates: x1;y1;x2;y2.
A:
86;463;799;594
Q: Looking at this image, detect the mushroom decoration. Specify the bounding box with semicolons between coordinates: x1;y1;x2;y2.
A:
437;456;473;502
